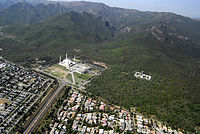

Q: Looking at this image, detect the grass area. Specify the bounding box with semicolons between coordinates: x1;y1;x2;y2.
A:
53;64;69;71
66;73;84;85
74;72;93;81
66;73;72;81
66;71;93;85
74;59;81;63
52;71;67;79
44;64;69;79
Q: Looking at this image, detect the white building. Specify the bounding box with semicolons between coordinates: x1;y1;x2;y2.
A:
59;53;91;74
134;71;151;80
59;53;75;68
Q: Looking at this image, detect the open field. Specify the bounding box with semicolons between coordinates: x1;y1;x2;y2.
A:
75;72;93;81
0;98;11;104
53;64;69;71
67;73;84;85
44;64;69;79
67;72;94;85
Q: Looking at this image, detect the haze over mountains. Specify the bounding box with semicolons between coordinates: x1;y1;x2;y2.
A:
0;0;200;27
0;0;200;132
1;0;200;59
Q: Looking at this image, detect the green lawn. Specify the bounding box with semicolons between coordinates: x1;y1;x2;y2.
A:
66;72;93;85
52;71;66;79
53;64;69;71
74;72;93;81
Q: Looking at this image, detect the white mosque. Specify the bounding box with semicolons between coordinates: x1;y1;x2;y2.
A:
59;53;91;74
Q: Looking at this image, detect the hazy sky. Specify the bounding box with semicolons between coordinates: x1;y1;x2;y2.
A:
53;0;200;18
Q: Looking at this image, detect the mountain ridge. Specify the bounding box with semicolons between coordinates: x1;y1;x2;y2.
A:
1;1;199;31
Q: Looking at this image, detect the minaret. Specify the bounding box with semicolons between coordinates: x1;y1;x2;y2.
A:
73;55;76;62
59;55;61;63
68;59;70;67
66;52;68;60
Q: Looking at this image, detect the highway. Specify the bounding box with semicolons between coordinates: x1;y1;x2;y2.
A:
23;81;66;134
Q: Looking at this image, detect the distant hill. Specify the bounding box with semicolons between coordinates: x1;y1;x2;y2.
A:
193;17;200;20
0;2;69;26
0;0;47;9
58;1;157;29
116;20;200;61
33;3;69;19
53;1;200;32
2;12;113;59
0;2;41;25
26;0;48;5
0;0;26;10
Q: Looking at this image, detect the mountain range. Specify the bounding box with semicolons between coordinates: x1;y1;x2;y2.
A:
0;0;200;132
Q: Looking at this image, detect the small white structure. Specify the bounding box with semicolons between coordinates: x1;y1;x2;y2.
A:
0;103;5;110
134;71;151;80
59;52;91;74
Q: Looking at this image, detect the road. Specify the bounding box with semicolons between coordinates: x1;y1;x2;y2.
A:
23;81;66;134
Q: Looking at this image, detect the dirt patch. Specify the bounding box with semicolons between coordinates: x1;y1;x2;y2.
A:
45;66;69;79
51;66;68;75
0;98;11;104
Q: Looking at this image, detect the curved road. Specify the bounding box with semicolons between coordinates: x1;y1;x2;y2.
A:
23;81;66;134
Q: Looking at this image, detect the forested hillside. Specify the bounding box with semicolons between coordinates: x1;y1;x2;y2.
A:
85;33;200;132
0;12;113;61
